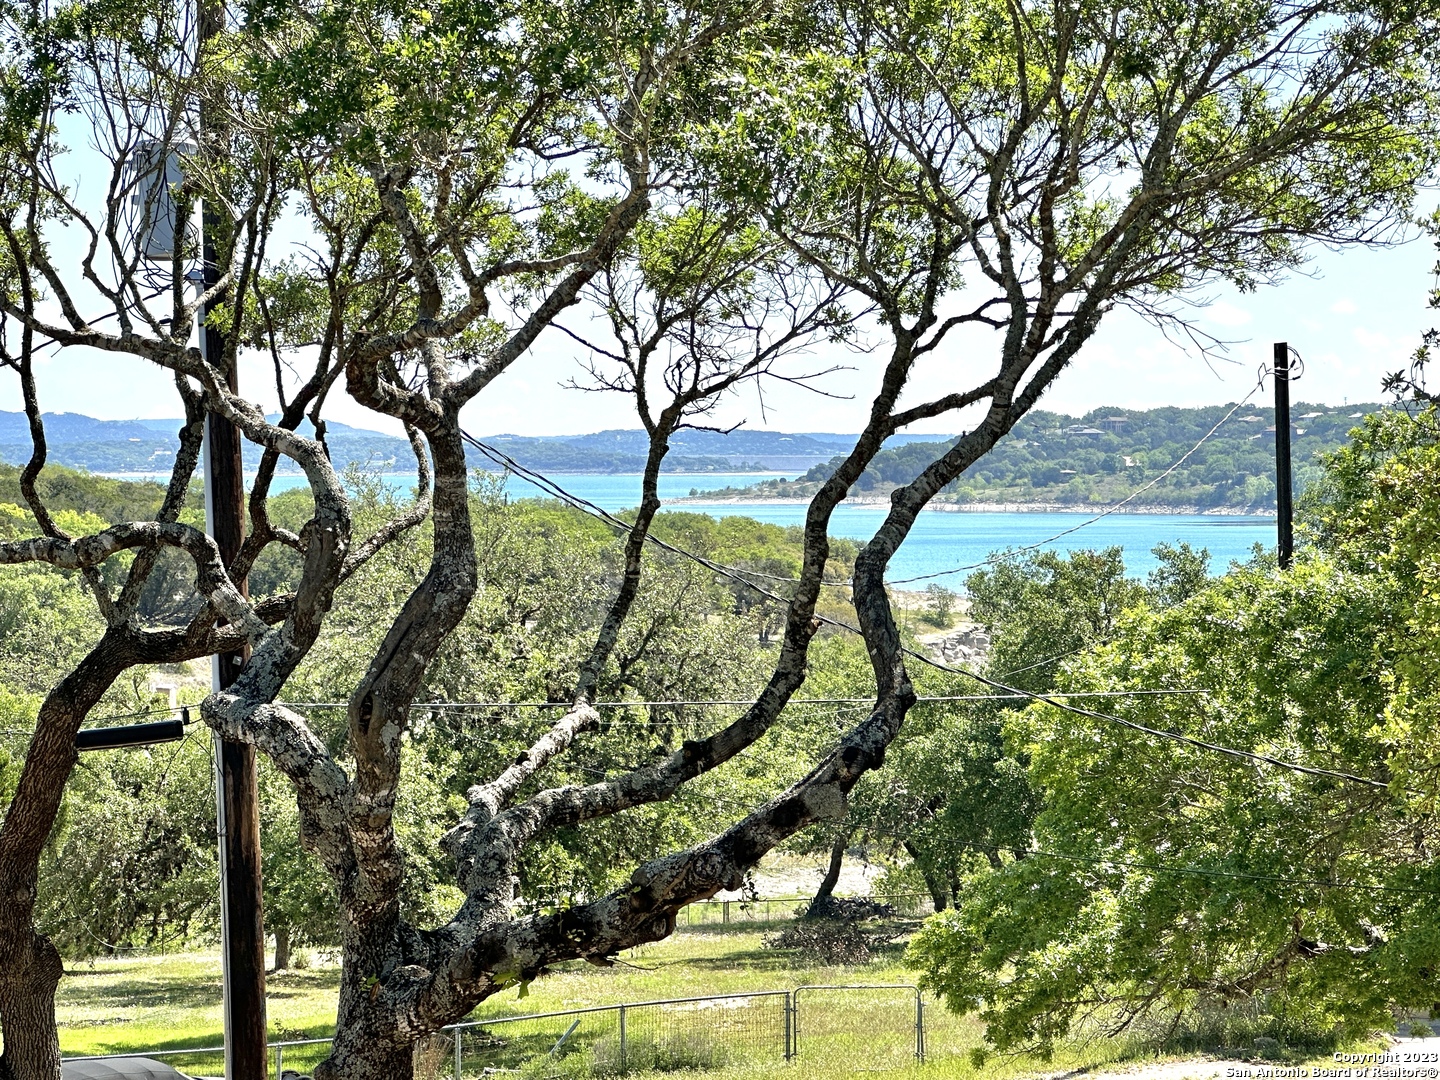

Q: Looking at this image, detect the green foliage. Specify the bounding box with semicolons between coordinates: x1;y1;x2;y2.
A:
37;737;220;958
921;585;955;628
907;410;1440;1055
0;461;176;524
0;560;107;695
1308;409;1440;805
967;546;1147;692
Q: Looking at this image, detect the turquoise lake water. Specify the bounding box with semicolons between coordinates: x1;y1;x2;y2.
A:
265;471;1276;583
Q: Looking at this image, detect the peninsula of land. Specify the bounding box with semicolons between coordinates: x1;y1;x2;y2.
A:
675;401;1381;515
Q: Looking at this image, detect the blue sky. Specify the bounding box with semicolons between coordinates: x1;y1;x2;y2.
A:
9;212;1434;439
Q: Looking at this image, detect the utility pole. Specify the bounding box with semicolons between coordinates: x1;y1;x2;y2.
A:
198;0;267;1073
1273;341;1294;570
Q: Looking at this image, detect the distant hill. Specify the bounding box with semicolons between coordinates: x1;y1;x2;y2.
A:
689;402;1389;513
0;412;416;476
0;413;866;476
482;429;936;472
6;404;1371;509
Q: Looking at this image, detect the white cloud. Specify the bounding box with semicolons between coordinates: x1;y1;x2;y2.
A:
1203;301;1253;328
1352;326;1395;353
1331;298;1358;315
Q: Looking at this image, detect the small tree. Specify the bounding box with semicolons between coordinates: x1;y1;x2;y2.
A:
922;584;956;627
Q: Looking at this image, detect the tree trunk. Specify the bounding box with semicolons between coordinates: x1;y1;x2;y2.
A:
903;841;950;913
317;950;416;1080
313;1037;413;1080
0;632;141;1080
273;924;291;972
0;925;64;1080
806;832;849;917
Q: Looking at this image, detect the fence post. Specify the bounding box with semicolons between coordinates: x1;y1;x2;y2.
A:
723;900;730;924
619;1004;627;1074
454;1027;462;1080
275;1044;283;1078
784;993;793;1062
915;990;925;1062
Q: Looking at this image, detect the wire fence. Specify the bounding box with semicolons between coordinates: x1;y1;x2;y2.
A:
679;891;931;925
792;985;924;1071
62;984;925;1078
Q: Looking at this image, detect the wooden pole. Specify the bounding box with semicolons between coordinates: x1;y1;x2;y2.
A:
199;0;267;1072
1273;341;1294;570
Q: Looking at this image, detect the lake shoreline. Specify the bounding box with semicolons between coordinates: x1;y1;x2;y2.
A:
676;495;1275;517
93;467;1274;519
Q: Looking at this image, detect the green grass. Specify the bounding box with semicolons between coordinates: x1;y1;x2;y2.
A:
51;923;1188;1079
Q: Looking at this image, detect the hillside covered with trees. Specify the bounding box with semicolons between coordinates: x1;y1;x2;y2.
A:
0;412;775;477
695;402;1386;511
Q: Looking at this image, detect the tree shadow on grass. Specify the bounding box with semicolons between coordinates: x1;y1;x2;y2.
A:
60;965;339;1009
57;976;223;1012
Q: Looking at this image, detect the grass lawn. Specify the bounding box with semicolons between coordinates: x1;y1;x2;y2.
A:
52;921;1185;1079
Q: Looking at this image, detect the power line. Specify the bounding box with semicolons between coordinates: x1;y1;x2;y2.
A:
913;650;1393;791
886;373;1271;586
990;643;1093;679
468;436;856;589
87;704;182;726
487;371;1271;592
460;430;1394;794
282;689;1207;711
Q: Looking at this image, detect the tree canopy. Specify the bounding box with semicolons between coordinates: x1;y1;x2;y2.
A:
908;407;1440;1056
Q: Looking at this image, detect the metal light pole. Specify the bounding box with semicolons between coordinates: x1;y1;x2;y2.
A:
1273;341;1294;570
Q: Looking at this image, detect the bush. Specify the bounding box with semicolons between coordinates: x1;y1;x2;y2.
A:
804;895;895;920
922;584;956;627
764;917;898;965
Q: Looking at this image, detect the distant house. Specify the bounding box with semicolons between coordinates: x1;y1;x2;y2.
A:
1064;425;1105;437
1239;415;1264;423
1121;456;1137;468
1098;416;1128;433
1261;424;1300;441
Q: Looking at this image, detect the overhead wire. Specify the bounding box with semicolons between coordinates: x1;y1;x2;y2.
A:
479;367;1274;591
460;428;1396;794
281;689;1207;710
2;380;1337;788
886;369;1274;585
909;648;1393;791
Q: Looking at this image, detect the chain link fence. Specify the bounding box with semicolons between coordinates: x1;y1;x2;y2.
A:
451;991;790;1077
62;984;924;1078
792;985;924;1071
